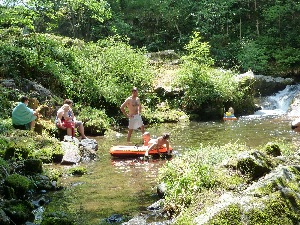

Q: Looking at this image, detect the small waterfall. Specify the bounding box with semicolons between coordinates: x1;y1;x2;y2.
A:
254;85;300;116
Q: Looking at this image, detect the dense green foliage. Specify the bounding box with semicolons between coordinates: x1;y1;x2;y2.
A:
0;127;63;163
175;32;254;116
159;142;299;223
0;28;154;112
158;143;249;215
2;0;299;76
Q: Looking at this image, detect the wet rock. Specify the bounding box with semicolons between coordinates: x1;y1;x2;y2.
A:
122;215;147;225
31;174;55;191
80;138;98;150
23;78;52;101
79;139;98;162
60;136;98;164
106;214;123;223
157;183;167;198
236;71;294;97
1;79;16;89
147;199;164;211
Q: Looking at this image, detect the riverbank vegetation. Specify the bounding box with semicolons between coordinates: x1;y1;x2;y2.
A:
158;141;300;224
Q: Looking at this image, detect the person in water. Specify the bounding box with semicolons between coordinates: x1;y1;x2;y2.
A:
120;87;145;142
143;132;151;146
145;133;171;156
225;107;235;117
291;119;300;133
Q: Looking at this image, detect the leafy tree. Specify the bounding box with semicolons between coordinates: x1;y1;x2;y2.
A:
175;32;251;118
55;0;112;41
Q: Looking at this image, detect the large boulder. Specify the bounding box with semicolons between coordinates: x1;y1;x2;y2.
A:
194;165;300;225
60;136;98;164
61;138;81;165
236;71;294;97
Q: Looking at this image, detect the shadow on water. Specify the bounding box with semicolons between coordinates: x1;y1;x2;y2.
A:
45;114;300;225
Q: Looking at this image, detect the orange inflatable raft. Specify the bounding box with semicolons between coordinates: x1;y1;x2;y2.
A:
223;116;237;121
110;145;172;157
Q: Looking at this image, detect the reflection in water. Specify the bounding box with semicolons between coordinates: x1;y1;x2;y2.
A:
49;114;299;224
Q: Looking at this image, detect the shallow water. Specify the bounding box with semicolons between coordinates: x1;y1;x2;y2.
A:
49;114;299;225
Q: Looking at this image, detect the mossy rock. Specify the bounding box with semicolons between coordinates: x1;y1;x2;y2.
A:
2;200;34;224
208;204;242;225
68;166;87;176
44;168;62;182
24;159;43;174
265;142;281;157
31;174;54;190
237;151;273;180
244;195;300;224
41;212;75;225
4;174;31;198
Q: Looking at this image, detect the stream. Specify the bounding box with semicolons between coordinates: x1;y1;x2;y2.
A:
45;85;300;225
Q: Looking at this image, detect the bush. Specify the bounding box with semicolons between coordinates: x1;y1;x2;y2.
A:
174;32;253;117
0;86;15;119
78;106;111;135
67;166;87;176
158;150;217;215
0;136;10;157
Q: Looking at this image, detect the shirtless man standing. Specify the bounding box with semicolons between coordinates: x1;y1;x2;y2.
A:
120;87;145;142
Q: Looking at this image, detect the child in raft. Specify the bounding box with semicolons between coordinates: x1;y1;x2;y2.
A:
144;133;171;156
224;107;235;117
142;132;151;146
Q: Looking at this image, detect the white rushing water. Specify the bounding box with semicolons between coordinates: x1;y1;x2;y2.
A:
253;84;300;116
